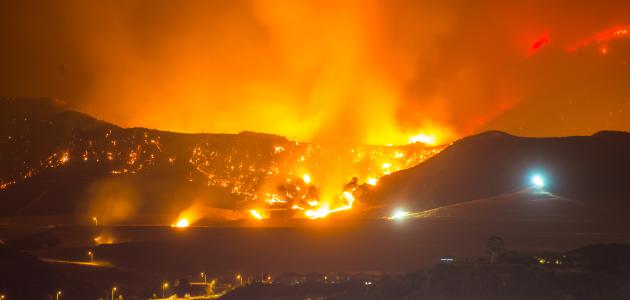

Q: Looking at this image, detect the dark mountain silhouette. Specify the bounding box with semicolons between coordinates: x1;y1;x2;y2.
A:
370;130;630;216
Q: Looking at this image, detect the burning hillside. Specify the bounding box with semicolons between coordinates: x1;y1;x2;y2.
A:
0;98;443;224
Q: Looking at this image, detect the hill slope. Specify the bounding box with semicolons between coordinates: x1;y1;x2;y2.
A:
370;131;630;214
0;98;438;222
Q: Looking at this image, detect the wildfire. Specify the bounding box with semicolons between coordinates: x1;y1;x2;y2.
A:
1;123;444;224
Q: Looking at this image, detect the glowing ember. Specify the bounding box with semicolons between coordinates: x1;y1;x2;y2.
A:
264;193;286;204
567;25;630;52
273;146;285;154
302;174;311;184
59;151;70;164
367;178;378;186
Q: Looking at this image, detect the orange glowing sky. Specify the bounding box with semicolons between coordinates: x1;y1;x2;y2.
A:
1;0;629;145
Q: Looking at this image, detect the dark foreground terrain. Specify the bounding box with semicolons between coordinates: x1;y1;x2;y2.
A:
2;239;630;299
1;216;630;299
221;244;630;300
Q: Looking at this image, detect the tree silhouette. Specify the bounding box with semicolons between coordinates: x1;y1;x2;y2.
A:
486;235;506;264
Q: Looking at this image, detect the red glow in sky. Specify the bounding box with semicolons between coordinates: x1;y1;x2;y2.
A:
528;35;550;56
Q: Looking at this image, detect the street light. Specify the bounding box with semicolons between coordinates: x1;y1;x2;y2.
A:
162;282;168;298
1;294;5;299
236;274;243;286
92;217;98;226
87;250;93;262
56;291;62;300
200;272;206;283
210;280;216;294
111;287;117;300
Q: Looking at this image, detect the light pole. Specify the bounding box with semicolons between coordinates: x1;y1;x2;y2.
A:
56;291;61;300
88;250;93;262
162;282;168;298
200;272;206;284
111;287;117;300
92;216;98;227
236;274;243;286
210;280;216;294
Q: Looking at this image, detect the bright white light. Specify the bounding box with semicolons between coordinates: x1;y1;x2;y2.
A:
531;175;545;189
389;209;410;220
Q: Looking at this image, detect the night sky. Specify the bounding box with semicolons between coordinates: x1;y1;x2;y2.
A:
1;0;629;144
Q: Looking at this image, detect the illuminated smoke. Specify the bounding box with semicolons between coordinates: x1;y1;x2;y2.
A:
1;1;630;142
85;178;138;225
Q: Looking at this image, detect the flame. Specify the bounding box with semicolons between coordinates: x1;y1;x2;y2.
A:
409;133;437;146
367;178;378;186
249;209;264;220
303;191;355;219
172;218;190;228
